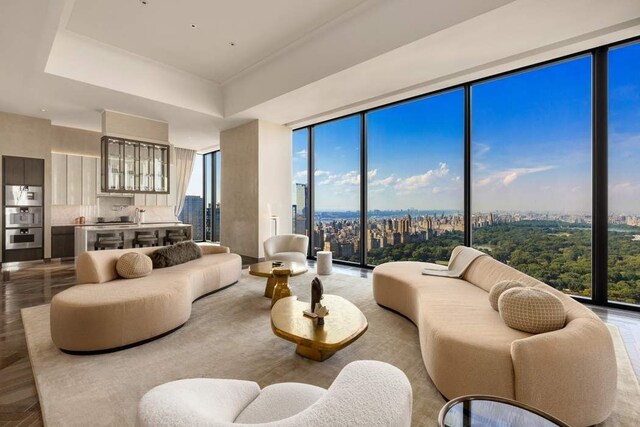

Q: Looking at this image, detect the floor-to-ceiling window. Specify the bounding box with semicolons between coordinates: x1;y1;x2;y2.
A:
366;89;464;265
292;128;310;240
179;151;220;243
313;116;361;262
471;56;593;298
180;153;204;241
292;36;640;312
608;41;640;306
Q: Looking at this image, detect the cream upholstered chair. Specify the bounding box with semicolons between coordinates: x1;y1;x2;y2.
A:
263;234;308;264
137;360;412;426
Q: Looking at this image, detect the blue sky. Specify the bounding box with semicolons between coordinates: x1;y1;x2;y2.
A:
293;42;640;214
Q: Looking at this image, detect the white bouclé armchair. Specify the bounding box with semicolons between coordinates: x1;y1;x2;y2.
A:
137;360;413;426
263;234;309;264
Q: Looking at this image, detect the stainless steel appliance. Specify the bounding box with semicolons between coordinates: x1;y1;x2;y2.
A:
5;206;42;228
5;185;43;206
5;228;43;249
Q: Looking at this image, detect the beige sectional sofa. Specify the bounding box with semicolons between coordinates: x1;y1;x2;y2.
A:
372;246;617;427
50;243;241;353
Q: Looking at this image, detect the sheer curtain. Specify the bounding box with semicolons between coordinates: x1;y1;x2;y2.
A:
174;147;197;217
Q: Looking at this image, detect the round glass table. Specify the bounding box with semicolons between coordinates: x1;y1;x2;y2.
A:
438;395;570;427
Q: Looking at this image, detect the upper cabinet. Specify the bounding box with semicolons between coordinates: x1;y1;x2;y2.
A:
52;154;98;206
3;156;44;186
101;136;169;194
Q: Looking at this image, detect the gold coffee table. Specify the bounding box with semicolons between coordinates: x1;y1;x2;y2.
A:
249;261;308;298
271;294;368;361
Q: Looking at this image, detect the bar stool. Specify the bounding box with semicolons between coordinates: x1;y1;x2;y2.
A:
133;230;159;248
94;232;124;251
165;229;188;245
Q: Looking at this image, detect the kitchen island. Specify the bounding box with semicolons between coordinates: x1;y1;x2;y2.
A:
74;223;192;257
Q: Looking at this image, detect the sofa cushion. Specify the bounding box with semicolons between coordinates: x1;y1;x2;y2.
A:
235;383;326;424
151;241;202;268
489;280;524;311
116;252;153;279
498;287;566;334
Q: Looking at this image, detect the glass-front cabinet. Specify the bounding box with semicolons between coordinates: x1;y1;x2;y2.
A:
101;136;170;193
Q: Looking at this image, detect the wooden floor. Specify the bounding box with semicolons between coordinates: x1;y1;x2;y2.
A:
1;260;639;426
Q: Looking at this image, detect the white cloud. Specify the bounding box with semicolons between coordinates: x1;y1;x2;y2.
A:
335;170;360;186
370;175;397;187
295;170;307;179
314;170;331;177
395;162;450;192
296;149;307;159
367;169;377;179
474;143;491;157
475;165;555;187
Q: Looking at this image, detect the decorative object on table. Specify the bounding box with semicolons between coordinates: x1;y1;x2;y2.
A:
303;277;329;325
316;251;333;275
438;395;570;427
270;267;293;308
271;294;368;361
271;261;284;267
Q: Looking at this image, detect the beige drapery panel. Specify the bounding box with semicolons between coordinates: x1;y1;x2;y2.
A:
174;147;197;217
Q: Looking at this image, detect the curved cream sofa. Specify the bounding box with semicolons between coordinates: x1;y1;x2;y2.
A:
373;246;617;427
50;243;241;353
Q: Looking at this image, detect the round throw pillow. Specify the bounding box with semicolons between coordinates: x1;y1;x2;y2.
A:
489;280;525;311
116;252;153;279
498;287;566;334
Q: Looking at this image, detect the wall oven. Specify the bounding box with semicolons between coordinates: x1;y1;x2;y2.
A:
5;185;43;207
5;228;43;249
5;207;42;228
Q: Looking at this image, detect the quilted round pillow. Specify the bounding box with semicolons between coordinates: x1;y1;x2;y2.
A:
489;280;524;311
116;252;153;279
498;287;566;334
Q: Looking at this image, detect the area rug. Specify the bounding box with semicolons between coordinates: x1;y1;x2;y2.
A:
22;270;640;426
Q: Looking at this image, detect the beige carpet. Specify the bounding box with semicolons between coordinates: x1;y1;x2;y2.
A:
22;270;640;426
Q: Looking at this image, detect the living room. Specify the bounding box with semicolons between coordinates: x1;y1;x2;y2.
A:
1;0;640;426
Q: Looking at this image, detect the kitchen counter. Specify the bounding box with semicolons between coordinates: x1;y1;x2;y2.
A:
74;223;192;258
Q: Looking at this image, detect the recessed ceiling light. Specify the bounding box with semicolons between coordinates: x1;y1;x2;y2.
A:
40;108;47;112
191;24;197;29
229;42;236;47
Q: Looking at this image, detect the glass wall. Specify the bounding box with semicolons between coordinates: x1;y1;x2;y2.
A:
366;90;465;265
214;151;221;242
179;153;204;241
292;129;310;240
608;41;640;306
179;151;220;243
471;56;593;298
313;116;361;262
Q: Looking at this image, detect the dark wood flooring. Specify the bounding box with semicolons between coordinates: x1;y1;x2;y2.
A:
1;260;639;426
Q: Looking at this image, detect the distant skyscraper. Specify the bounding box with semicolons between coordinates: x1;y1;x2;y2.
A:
179;195;204;240
293;183;308;235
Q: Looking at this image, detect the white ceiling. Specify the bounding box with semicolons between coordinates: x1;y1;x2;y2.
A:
66;0;369;83
1;0;640;151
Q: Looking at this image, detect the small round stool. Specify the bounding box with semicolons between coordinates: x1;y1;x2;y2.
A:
316;251;332;275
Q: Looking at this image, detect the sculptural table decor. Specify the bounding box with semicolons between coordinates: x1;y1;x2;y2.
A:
248;261;308;299
271;295;368;361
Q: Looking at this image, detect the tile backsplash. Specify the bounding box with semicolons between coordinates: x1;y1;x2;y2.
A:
52;199;177;225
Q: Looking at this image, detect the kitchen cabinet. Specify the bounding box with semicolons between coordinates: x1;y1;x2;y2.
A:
82;157;97;205
2;156;44;186
51;226;75;258
24;157;44;186
52;153;67;205
52;154;98;206
101;136;169;194
66;155;82;205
